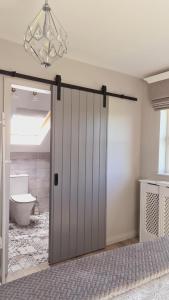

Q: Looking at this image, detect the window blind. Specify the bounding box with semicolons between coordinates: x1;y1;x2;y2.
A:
149;79;169;110
152;97;169;110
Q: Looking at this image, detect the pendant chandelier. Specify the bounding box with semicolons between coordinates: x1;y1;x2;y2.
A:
24;0;68;67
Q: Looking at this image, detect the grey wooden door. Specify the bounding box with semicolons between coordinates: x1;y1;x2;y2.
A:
49;86;108;264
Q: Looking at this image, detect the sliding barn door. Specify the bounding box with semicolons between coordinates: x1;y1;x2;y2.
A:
49;86;108;264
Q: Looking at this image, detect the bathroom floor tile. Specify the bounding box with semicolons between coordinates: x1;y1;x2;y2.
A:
8;212;49;273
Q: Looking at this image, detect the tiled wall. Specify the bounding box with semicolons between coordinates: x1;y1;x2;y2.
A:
10;152;50;213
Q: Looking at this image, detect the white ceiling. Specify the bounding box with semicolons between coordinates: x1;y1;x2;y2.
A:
1;0;169;78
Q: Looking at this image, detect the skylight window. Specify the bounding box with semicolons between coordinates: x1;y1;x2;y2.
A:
11;112;50;146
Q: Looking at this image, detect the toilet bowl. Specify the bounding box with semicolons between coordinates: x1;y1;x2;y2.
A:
10;194;36;226
10;174;36;226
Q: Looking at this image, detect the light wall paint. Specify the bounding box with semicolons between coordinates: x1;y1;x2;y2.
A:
0;38;148;244
107;97;141;244
0;39;143;95
10;133;50;153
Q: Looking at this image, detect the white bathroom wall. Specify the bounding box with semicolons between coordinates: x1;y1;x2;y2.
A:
0;38;149;244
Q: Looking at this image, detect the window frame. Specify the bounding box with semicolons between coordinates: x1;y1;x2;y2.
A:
159;109;169;174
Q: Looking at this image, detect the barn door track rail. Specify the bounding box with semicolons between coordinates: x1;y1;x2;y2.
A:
0;69;137;106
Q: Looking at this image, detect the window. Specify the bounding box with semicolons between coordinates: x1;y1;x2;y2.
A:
11;111;50;146
159;110;169;173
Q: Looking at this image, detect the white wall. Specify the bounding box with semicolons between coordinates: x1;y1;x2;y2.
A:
140;90;161;179
107;97;141;244
0;38;148;244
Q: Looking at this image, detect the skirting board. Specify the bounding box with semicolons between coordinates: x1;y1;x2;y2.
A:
106;230;137;246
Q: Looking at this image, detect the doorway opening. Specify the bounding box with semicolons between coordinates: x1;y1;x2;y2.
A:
8;84;51;275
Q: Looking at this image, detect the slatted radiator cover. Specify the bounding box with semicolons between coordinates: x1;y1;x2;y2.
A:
140;180;169;242
145;192;159;237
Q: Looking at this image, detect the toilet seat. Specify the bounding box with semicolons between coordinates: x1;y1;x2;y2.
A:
11;193;36;203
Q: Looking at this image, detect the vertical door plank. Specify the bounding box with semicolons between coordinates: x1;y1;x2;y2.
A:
49;86;63;263
85;92;94;253
50;88;107;263
61;88;72;259
92;94;101;250
77;91;87;255
99;99;108;249
69;90;79;257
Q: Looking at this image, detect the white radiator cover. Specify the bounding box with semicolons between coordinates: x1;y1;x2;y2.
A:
140;180;169;242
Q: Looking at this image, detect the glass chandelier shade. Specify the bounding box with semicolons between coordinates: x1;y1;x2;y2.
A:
24;0;68;67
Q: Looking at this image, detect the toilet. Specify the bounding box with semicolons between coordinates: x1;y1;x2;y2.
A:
10;174;36;226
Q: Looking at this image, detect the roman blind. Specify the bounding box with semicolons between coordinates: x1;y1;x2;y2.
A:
149;78;169;110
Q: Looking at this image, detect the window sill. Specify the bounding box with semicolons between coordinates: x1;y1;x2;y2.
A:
158;173;169;176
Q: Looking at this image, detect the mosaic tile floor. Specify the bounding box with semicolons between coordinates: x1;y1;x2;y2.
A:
8;212;49;273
